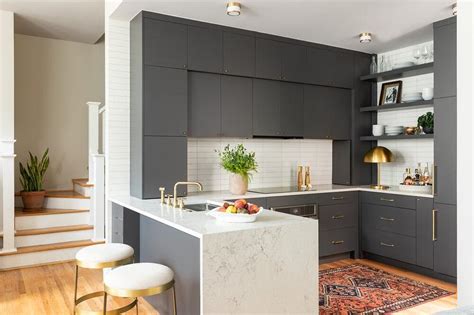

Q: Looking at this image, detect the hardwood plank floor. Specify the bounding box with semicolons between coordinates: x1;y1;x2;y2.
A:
0;259;457;314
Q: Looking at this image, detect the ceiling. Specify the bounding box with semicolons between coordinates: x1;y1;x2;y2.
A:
110;0;454;53
0;0;104;44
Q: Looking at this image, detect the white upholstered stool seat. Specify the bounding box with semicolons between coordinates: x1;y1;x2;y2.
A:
75;243;134;268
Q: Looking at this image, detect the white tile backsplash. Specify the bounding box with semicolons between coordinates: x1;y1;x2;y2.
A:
187;138;333;192
376;41;434;186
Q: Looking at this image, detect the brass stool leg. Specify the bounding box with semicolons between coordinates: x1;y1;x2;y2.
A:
73;265;79;314
103;291;107;315
172;285;177;315
135;298;138;315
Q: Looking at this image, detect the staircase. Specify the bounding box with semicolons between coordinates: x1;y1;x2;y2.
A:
0;179;104;270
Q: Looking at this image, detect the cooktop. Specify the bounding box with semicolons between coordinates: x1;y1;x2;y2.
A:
248;187;317;194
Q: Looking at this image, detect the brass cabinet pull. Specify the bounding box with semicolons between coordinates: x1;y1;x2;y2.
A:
433;165;438;196
432;209;438;241
380;197;395;202
380;217;395;221
331;196;345;200
380;242;395;247
331;215;345;220
331;240;345;245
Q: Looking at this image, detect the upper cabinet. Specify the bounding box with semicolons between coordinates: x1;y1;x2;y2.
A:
434;17;456;99
281;42;307;83
253;79;281;136
223;32;256;77
307;47;354;88
187;25;223;73
143;18;188;69
221;75;253;138
280;82;304;137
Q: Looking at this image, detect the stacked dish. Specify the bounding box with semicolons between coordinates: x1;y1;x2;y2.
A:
402;92;423;102
385;126;404;136
392;61;415;69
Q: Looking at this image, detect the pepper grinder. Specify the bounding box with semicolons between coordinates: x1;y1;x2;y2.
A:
297;166;304;190
305;166;312;189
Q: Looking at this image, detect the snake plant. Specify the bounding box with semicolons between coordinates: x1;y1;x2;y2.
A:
19;149;49;192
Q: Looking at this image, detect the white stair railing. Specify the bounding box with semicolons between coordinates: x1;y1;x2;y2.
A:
87;102;106;241
0;140;16;253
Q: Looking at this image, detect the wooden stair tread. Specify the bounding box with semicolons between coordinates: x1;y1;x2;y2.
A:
0;240;104;256
72;178;94;188
15;225;93;236
15;208;89;217
15;190;90;199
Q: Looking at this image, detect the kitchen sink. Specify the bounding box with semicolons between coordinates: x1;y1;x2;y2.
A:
185;203;217;212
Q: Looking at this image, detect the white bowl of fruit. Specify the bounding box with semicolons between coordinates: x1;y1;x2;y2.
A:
208;199;263;223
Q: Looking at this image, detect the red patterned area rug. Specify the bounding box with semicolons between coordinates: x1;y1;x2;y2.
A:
319;264;453;314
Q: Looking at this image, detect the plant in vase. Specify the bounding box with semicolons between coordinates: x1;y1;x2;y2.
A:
216;144;258;195
417;112;434;134
19;149;49;210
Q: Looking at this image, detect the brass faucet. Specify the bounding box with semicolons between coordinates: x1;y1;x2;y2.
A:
173;181;203;208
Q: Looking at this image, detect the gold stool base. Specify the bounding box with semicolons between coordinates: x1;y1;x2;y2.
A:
370;184;390;190
74;291;137;315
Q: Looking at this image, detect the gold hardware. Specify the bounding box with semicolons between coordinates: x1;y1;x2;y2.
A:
159;187;165;204
380;242;395;247
331;215;345;219
380;217;395;221
304;166;312;188
332;196;344;200
432;209;438;241
173;181;203;207
364;146;393;190
331;240;344;245
166;195;172;206
297;166;304;190
380;197;395;202
433;165;437;196
178;198;185;210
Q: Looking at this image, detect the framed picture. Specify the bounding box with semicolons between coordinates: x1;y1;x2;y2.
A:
379;80;402;105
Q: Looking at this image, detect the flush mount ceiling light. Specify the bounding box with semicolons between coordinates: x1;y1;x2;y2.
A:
227;2;241;16
452;2;457;16
359;32;372;43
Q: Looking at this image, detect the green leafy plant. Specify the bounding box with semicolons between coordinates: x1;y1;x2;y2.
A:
216;144;258;181
19;149;49;192
417;112;434;129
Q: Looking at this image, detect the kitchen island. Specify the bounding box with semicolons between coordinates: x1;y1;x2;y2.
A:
110;195;319;315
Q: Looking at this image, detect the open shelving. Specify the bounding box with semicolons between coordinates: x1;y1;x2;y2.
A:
360;134;434;141
360;100;434;113
360;62;434;82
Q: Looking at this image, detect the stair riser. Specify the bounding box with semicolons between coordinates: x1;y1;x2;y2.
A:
73;183;91;197
0;246;83;270
16;213;90;230
15;196;90;210
15;230;94;247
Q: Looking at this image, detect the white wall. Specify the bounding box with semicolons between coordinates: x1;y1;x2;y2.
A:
14;34;104;191
376;42;434;186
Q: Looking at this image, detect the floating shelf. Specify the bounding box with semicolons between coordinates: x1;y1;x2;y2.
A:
360;100;434;112
360;62;434;82
360;134;434;141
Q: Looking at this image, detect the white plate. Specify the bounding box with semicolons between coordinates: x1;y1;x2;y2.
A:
403;96;423;102
393;62;415;69
207;206;264;223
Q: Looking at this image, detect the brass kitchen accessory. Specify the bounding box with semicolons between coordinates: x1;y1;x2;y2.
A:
159;187;165;204
364;146;394;190
404;127;417;135
305;166;312;189
297;166;304;190
173;181;203;208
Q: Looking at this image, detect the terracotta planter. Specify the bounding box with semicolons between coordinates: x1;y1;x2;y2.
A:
229;174;248;195
20;191;46;210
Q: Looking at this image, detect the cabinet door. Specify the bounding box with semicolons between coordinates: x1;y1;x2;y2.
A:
281;43;307;83
304;85;331;139
223;32;255;77
188;72;221;137
280;82;304;137
434;19;456;98
433;203;457;277
252;79;281;136
416;198;435;269
144;18;187;69
221;76;253;137
329;88;352;140
434;97;456;205
307;47;353;88
143;136;187;199
332;140;351;185
143;66;187;136
188;25;223;73
255;38;282;80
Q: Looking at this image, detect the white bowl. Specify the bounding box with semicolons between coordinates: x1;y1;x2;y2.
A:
207;207;264;223
372;125;385;136
422;88;434;100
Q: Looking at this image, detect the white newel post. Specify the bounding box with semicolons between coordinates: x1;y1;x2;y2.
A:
0;10;16;253
91;154;105;241
87;102;101;184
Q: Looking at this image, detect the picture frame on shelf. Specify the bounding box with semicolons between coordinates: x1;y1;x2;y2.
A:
379;80;403;105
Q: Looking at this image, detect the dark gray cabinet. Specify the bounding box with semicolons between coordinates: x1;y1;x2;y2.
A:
434;97;457;205
187;25;223;73
416;198;435;269
255;38;282;80
280;82;304;137
143;66;187;136
281;42;307;82
332;141;351;185
188;72;221;137
221;75;253;137
433;203;457;277
252;79;281;136
144;18;187;69
307;47;354;88
434;17;456;99
223;32;255;77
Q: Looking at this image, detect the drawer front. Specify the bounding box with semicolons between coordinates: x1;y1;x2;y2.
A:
362;229;416;264
362;203;416;237
112;216;123;235
267;195;318;208
320;227;357;257
361;192;416;210
319;203;357;231
317;191;357;205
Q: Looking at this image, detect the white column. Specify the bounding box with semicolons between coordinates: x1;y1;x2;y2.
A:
0;10;16;253
91;154;105;241
87;102;101;184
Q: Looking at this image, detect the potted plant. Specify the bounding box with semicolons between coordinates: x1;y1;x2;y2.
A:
217;144;258;195
19;149;49;210
417;112;434;134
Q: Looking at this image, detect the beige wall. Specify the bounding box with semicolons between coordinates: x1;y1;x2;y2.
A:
14;34;104;191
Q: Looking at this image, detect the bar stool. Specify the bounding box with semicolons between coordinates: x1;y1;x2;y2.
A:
74;243;134;314
103;262;177;315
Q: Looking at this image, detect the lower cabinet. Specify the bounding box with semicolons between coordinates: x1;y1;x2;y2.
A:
433;203;457;277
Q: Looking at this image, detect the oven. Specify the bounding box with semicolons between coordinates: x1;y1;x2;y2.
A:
270;204;318;219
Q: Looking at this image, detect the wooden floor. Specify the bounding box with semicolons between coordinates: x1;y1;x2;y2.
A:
0;259;457;314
